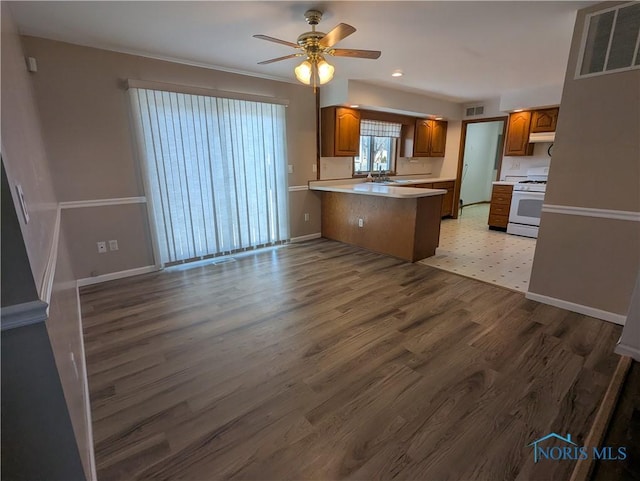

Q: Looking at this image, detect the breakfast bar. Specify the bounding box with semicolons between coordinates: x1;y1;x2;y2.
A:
309;181;446;262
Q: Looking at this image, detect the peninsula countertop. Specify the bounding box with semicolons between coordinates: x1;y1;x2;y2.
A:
308;177;453;199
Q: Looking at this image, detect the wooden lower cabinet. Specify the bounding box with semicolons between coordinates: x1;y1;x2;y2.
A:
433;181;455;217
404;181;455;217
488;184;513;229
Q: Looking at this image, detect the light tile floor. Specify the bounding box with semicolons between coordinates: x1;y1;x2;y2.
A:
419;203;537;292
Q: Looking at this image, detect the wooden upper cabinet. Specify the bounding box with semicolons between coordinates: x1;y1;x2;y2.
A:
429;121;448;157
505;111;534;156
531;108;559;133
413;119;432;156
321;107;361;157
413;119;448;157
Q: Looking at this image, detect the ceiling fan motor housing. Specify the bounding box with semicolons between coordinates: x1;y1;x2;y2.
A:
304;9;323;25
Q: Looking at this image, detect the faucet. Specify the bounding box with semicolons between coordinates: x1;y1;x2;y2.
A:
376;166;389;182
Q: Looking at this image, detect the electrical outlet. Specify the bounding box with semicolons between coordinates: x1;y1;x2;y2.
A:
288;164;294;174
304;213;310;222
109;239;119;251
358;218;364;228
97;241;107;253
312;163;317;173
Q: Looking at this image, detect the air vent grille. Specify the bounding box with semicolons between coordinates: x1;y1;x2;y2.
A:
465;105;485;117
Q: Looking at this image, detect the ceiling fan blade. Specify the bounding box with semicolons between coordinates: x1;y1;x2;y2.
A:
331;49;382;59
253;34;298;48
319;23;356;48
257;54;301;65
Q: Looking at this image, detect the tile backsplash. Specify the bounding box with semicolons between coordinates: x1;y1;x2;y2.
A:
500;143;552;180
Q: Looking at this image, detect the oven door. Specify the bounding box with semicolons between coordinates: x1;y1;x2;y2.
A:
509;191;545;226
507;191;545;237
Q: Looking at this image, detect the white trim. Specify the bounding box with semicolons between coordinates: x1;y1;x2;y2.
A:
76;265;159;287
289;233;321;243
126;79;289;106
542;204;640;222
74;286;98;481
615;342;640;361
288;185;309;192
41;206;61;306
525;291;626;325
59;197;147;209
0;300;49;331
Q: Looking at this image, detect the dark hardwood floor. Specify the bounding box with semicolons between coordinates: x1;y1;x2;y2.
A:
80;239;623;481
592;361;640;481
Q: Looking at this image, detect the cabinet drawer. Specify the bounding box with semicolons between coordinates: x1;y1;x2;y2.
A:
491;192;512;205
492;184;513;194
488;214;509;229
489;204;510;216
433;181;455;189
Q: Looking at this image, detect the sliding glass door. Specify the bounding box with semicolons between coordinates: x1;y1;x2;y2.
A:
130;88;289;265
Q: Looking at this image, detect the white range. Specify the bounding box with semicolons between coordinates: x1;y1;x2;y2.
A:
507;167;549;238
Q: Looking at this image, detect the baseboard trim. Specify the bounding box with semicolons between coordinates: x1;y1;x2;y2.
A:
525;291;626;325
288;185;309;192
41;207;61;306
289;233;322;243
615;342;640;361
542;204;640;222
59;197;146;209
1;300;49;331
74;286;98;481
76;265;159;287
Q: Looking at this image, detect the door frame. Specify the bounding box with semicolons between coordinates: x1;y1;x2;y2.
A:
453;116;508;217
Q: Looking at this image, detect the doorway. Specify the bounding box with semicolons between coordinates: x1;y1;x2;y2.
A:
458;118;506;207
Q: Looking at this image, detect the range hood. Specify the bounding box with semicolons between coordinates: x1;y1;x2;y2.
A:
529;132;555;143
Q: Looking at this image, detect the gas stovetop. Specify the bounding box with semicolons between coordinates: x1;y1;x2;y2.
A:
514;181;547;192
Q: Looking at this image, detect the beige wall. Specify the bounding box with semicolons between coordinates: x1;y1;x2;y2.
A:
528;2;640;319
1;6;58;294
46;226;94;479
1;6;94;478
22;36;320;276
61;204;155;279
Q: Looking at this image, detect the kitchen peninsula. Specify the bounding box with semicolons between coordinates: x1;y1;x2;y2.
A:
309;180;446;262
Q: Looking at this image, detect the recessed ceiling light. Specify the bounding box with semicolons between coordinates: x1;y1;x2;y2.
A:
391;70;403;77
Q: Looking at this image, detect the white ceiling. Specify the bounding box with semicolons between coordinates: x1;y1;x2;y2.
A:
9;1;595;103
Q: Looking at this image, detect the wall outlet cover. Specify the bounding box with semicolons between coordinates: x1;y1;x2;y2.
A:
97;241;107;253
109;239;119;251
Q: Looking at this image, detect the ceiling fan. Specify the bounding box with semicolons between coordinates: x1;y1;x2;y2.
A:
254;9;381;87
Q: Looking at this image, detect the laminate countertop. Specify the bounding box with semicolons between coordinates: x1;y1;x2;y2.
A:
309;182;446;199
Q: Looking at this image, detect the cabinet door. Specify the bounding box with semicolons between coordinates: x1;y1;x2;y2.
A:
413;119;432;157
505;111;533;156
428;121;448;157
530;108;559;133
334;108;361;156
433;181;455;216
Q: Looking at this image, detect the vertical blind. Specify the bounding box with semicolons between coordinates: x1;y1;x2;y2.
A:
129;88;289;265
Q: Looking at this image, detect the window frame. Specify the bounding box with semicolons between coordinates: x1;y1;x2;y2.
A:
575;1;640;79
352;135;398;177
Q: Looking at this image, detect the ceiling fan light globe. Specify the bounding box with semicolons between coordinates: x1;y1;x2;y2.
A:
317;59;335;84
294;60;312;85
